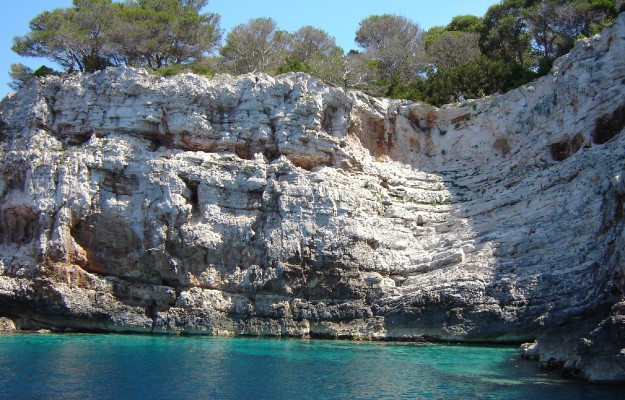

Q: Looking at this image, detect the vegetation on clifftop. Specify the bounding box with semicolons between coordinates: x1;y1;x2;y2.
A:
9;0;625;105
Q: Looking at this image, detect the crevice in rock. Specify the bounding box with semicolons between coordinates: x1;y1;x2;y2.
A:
321;104;349;136
69;220;108;274
593;102;625;144
139;108;174;151
146;300;158;332
100;170;139;196
0;119;8;142
1;164;26;193
600;185;625;234
264;117;280;161
161;278;182;302
51;121;94;146
365;238;380;250
178;175;200;217
160;106;170;135
493;137;511;156
234;142;254;160
387;112;397;155
550;133;585;161
145;134;171;151
245;176;282;271
321;105;335;133
42;82;61;131
70;211;143;278
0;205;38;245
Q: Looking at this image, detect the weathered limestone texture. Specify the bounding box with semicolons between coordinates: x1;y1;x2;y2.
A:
1;14;625;383
0;317;16;332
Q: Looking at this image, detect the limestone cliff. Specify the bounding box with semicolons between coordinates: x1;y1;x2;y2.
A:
1;14;625;382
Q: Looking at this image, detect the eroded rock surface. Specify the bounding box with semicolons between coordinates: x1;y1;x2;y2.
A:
0;317;15;332
1;14;625;383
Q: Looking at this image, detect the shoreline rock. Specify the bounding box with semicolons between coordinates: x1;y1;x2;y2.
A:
1;13;625;383
0;317;16;333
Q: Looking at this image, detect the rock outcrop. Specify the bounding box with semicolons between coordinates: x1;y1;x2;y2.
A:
0;317;15;332
1;14;625;383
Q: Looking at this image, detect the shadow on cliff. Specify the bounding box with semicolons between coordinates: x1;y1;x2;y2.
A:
356;86;625;343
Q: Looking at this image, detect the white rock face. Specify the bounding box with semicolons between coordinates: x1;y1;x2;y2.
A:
0;317;16;332
1;14;625;382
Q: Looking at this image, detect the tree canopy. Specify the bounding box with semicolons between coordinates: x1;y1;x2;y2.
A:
219;18;289;75
12;0;118;73
113;0;221;69
9;0;625;106
355;14;425;93
280;26;344;84
12;0;221;73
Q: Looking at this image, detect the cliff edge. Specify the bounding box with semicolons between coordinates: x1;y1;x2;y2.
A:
1;14;625;383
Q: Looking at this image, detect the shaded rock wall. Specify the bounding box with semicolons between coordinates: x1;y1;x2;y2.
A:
1;13;625;382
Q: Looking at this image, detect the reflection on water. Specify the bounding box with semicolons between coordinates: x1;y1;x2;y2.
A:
0;334;623;399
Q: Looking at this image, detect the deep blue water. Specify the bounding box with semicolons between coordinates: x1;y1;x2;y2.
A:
0;334;623;399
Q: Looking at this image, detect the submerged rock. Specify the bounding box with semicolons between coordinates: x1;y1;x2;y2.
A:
1;13;625;383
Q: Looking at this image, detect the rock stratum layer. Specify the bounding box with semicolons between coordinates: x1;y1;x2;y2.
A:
2;15;625;383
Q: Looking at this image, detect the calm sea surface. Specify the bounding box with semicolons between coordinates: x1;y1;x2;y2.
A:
0;333;623;399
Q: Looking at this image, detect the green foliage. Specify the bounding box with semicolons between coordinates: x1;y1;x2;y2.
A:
8;0;621;106
188;64;216;77
151;64;186;77
384;77;423;100
426;31;481;71
447;15;484;33
8;64;57;90
424;26;447;49
355;14;425;94
12;0;221;73
220;18;289;75
481;0;534;69
277;59;312;75
8;64;33;90
277;26;345;85
410;57;537;106
32;65;56;78
480;0;618;73
12;0;120;73
114;0;221;69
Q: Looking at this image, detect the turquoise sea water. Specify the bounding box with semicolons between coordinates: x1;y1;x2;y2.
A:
0;334;623;399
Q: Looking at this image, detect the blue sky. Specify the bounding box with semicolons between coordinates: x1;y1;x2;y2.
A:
0;0;498;98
